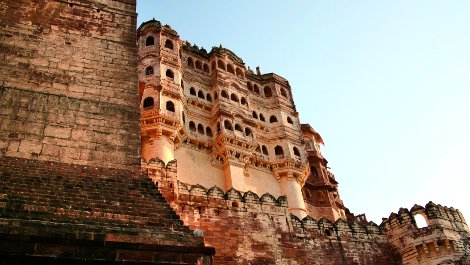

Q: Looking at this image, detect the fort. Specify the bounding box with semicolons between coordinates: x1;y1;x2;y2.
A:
0;1;469;264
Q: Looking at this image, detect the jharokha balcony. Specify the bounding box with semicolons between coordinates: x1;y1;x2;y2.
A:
141;108;181;131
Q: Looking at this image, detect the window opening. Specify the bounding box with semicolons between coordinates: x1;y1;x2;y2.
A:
145;36;154;46
143;97;154;108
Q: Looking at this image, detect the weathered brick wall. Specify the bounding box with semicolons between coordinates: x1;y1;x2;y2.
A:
0;0;140;169
0;156;214;264
148;171;400;265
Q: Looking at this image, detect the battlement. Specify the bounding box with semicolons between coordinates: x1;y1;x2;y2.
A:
381;202;470;265
175;182;385;239
381;201;469;232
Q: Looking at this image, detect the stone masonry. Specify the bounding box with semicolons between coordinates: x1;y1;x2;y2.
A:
0;1;214;264
0;1;469;264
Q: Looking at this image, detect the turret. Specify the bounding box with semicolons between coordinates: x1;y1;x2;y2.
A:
137;20;185;164
301;124;347;221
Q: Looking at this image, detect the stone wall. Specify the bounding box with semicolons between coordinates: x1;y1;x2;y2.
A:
176;181;399;265
145;159;401;265
0;0;140;169
382;202;470;265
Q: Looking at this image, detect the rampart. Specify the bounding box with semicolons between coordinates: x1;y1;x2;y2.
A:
143;158;401;264
382;202;470;265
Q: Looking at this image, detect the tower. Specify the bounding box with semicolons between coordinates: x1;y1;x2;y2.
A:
0;3;213;263
138;20;185;164
137;20;311;217
301;124;347;220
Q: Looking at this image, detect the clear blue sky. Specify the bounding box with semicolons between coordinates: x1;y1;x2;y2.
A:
137;0;470;223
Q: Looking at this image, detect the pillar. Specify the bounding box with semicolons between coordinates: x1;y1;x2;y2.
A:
280;173;307;219
142;136;175;165
223;162;246;191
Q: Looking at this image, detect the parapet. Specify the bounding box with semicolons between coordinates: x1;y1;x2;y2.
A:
137;18;179;37
381;201;469;232
290;213;385;239
177;182;288;208
176;182;385;240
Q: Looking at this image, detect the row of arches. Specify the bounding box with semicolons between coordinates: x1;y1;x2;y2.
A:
144;66;175;80
247;82;288;99
189;87;212;102
219;90;248;106
220;120;253;137
188;121;213;137
211;60;244;78
251;111;295;125
187;57;210;73
145;36;174;50
255;144;302;158
142;97;175;113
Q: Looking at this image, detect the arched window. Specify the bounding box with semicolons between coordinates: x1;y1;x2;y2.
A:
252;111;258;119
287;117;293;124
262;145;269;155
269;115;278;123
247;82;253;91
189;121;196;131
310;166;318;177
143;97;154;108
214;92;218;100
206;94;212;102
235;124;243;132
255;145;261;153
274;146;284;156
190;87;196;96
145;36;154;46
145;66;154;75
221;90;228;98
166;69;174;79
245;128;252;137
224;120;232;130
253;85;260;94
293;147;300;157
198;90;205;99
211;61;216;72
217;60;225;70
264;86;273;98
227;64;235;74
280;88;287;98
305;140;313;150
164;39;174;50
197;124;204;134
317;191;325;202
259;114;265;122
206;127;213;137
236;68;243;77
195;60;202;70
203;63;209;73
187;57;194;68
240;97;247;106
182;112;185;123
166;101;175;112
414;214;428;228
217;122;221;132
230;93;239;103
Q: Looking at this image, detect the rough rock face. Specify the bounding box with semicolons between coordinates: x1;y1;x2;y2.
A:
0;1;214;264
